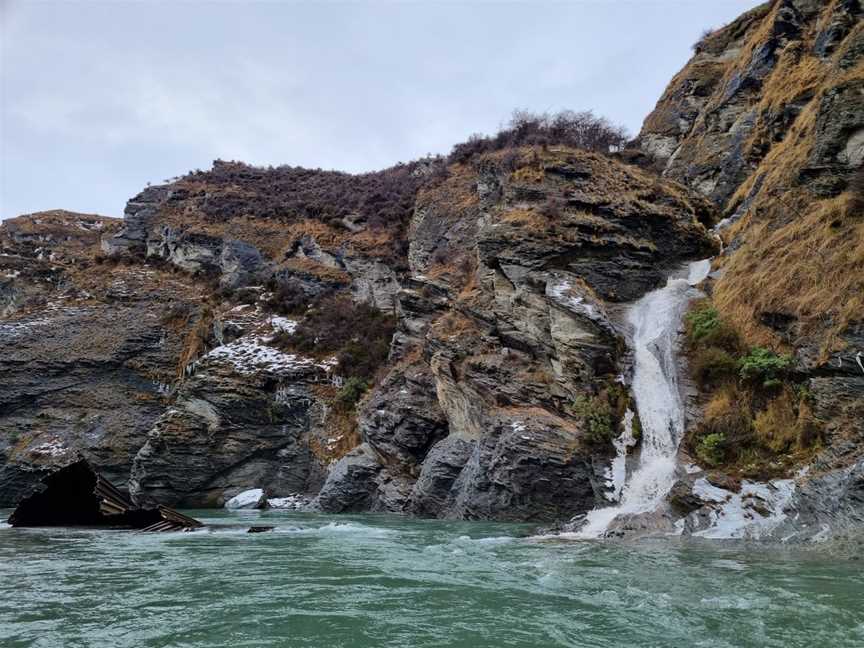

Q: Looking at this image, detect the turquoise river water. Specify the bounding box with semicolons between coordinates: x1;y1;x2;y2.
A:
2;509;863;647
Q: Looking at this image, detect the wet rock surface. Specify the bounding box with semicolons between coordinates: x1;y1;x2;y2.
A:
313;149;715;521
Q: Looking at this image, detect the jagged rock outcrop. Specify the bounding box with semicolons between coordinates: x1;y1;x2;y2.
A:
0;212;198;505
0;212;333;508
638;0;864;523
129;312;330;506
314;148;717;521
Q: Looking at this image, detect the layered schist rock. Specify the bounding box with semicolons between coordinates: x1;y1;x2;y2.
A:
313;148;717;521
1;146;715;521
637;0;864;531
128;310;331;507
0;211;332;507
0;211;195;504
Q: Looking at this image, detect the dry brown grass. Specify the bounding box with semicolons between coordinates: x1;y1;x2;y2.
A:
715;192;864;351
279;257;351;284
702;5;864;354
308;383;362;463
511;166;545;184
753;388;800;453
430;310;480;339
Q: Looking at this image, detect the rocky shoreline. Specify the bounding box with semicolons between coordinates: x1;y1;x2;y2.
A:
2;0;863;540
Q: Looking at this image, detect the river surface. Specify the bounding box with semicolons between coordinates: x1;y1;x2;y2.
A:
2;510;863;647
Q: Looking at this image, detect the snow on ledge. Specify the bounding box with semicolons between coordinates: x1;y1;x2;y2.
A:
270;316;298;334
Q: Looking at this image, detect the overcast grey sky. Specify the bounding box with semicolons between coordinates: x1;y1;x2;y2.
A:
1;0;758;219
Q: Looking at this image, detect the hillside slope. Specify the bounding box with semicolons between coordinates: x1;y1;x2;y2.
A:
637;0;863;525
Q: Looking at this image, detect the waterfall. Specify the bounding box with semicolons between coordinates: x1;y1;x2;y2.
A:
576;259;711;538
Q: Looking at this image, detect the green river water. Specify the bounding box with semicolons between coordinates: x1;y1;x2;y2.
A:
2;509;862;647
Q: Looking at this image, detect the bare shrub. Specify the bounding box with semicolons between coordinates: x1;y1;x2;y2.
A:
290;295;396;383
449;110;629;164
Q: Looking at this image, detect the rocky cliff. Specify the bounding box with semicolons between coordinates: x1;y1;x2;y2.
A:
313;148;715;520
3;0;861;533
636;0;864;535
0;145;716;520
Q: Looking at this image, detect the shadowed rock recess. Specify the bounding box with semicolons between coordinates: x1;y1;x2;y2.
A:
1;1;862;532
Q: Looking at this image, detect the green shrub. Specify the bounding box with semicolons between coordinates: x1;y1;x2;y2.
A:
696;432;726;466
573;395;615;445
738;347;792;387
685;304;740;351
336;377;369;411
687;387;753;467
686;305;721;341
691;347;738;388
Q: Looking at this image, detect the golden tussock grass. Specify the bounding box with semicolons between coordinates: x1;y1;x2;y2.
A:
279;257;351;284
709;6;864;354
715;183;864;353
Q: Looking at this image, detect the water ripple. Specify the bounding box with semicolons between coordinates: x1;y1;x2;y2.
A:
1;510;862;647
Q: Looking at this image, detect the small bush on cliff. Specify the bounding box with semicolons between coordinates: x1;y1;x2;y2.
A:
335;377;369;412
290;295;396;383
696;433;726;466
738;347;792;388
266;279;309;315
573;394;615;445
753;387;822;453
688;387;753;464
691;347;738;388
685;302;740;351
449;110;629;164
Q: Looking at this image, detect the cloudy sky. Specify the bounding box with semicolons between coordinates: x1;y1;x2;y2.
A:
1;0;757;219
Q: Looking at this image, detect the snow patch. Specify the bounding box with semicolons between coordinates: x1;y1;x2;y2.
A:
270;316;298;334
546;279;601;321
30;439;70;458
692;478;796;540
267;494;310;510
192;337;334;378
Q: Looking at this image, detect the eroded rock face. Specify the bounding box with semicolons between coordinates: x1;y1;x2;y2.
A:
636;0;864;530
128;312;331;507
638;1;863;205
0;304;179;505
314;148;716;521
2;150;716;523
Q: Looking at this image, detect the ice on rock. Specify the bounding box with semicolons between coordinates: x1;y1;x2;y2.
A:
576;259;711;538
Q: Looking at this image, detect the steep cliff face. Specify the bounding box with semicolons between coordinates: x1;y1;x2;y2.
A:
0;147;716;521
0;211;199;503
637;0;864;530
0;211;334;507
313;148;716;521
